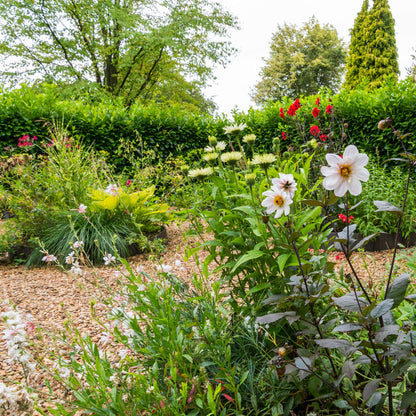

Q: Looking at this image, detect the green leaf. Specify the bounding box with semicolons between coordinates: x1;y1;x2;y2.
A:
256;311;299;325
231;249;264;273
332;323;363;333
277;253;291;273
334;400;351;410
386;273;410;307
374;200;403;215
366;392;383;408
247;282;271;295
300;199;324;207
327;193;340;206
333;292;369;312
370;299;394;318
400;391;416;410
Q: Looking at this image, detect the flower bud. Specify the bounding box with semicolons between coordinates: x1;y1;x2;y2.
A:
208;136;218;146
278;347;286;357
309;138;318;149
244;173;256;187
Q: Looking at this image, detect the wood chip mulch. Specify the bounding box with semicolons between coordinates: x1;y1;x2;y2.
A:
0;219;415;415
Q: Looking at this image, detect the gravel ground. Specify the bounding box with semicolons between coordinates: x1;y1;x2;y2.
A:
0;219;414;414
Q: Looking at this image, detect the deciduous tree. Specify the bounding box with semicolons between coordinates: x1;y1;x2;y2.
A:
251;17;346;105
0;0;237;108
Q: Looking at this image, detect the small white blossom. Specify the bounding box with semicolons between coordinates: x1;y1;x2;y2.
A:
70;261;83;275
156;264;172;273
73;241;84;249
103;253;116;265
42;254;57;262
105;183;119;196
65;251;75;264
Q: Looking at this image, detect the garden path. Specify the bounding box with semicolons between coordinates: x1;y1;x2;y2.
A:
0;219;414;415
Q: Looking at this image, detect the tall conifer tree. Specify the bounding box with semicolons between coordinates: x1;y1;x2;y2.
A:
345;0;369;88
345;0;398;89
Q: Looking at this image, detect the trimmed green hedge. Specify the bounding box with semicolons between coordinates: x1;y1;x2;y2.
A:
1;80;416;167
0;85;229;167
234;79;416;158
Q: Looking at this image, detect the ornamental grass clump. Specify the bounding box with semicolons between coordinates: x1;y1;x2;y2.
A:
0;121;171;267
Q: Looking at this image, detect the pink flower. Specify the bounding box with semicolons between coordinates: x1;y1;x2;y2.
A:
71;204;87;214
126;180;132;186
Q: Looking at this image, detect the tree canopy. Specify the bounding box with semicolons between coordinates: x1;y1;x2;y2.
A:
0;0;237;109
251;17;346;105
345;0;399;89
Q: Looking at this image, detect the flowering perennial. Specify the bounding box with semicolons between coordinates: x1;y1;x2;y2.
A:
321;145;369;197
262;174;298;218
272;173;297;199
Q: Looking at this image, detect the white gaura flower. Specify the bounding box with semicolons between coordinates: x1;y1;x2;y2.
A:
42;254;57;262
70;261;83;275
105;183;119;196
156;264;172;273
103;254;116;265
65;251;75;264
321;145;369;197
73;241;84;249
272;173;297;199
261;187;292;218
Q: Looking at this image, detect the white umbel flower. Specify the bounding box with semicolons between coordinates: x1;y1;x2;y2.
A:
321;145;369;197
261;187;292;218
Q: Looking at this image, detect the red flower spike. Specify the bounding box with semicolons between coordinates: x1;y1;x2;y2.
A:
223;394;235;404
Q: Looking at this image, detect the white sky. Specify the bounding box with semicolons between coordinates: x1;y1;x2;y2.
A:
205;0;416;116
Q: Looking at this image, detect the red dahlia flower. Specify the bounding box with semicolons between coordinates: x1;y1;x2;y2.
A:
310;125;320;136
